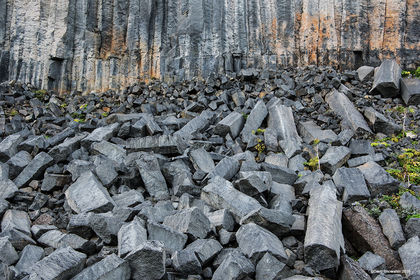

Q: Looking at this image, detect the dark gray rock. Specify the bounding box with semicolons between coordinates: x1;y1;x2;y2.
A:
37;230;96;254
298;120;337;144
18;135;46;153
89;212;123;245
124;240;165;280
172;249;202;274
261;162;297;185
206;156;240;181
256;252;292;280
357;161;399;197
174;110;214;140
364;107;402;136
163;207;211;239
241;100;268;143
0;228;36;251
126;135;186;155
28;247;87;280
185;238;223;265
13;152;53;188
326;89;372;134
0;164;9;181
370;59;401;97
14;245;44;276
399;192;420;211
93;155;118;187
136;153;169;200
1;209;31;235
349;140;375;156
357;66;375;82
379;209;406;250
339;255;372;280
240;208;295;237
162;159;198;196
398;236;420;279
113;190;144;208
319;146;351;174
268;103;301;142
405;218;420;239
401;78;420;105
72;254;130;280
31;224;57;239
66;213;93;239
207;209;235;231
235;174;270;197
347;153;385;168
236;223;288;262
201;176;262;222
147;221;188;253
212;250;254;280
189;148;215;173
41;173;71;192
81;123;119;148
293;170;323;194
332;167;370;203
264;153;288;168
65;171;116;213
215;111;245;139
0;134;22;162
118;217;147;258
91;141;126;165
48;133;87;162
0;237;19;265
358;251;386;272
0;180;17;200
6;151;31;179
304;182;344;274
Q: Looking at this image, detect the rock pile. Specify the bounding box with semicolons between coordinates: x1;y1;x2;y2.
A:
0;60;419;280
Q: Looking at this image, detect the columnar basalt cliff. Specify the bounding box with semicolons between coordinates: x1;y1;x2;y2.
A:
0;0;419;93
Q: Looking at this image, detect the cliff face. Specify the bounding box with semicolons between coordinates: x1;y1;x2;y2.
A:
0;0;419;93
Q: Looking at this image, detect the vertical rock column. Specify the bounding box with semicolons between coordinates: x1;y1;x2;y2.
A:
304;183;344;277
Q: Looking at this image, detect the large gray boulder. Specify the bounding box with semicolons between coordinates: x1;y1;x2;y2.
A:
163;207;211;239
401;78;420;105
118;217;147;258
241;100;268;143
379;209;406;250
13;152;53;188
398;236;420;279
357;161;399;197
304;183;344;275
370;59;401;97
136;153;169;200
0;237;19;265
72;254;130;280
215;111;245;139
65;171;116;213
332;167;370;203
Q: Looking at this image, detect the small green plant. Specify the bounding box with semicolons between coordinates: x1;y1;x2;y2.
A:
376;187;420;221
73;118;86;123
371;142;390;147
406;213;420;220
402;70;411;77
304;157;319;171
9;109;18;116
79;104;88;110
101;112;109;118
34;89;47;100
415;66;420;78
60;103;67;108
367;205;381;218
242;113;248;120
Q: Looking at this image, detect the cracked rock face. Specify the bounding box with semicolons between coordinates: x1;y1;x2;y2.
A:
0;0;419;93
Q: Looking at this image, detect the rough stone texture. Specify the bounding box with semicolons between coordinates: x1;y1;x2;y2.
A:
357;161;400;197
147;221;188;253
13;152;53;188
319;146;351;175
124;241;165;280
357;66;375;82
256;252;292;280
332;167;370;203
326;89;372;134
0;237;19;265
1;209;31;235
28;247;87;280
378;209;406;250
342;205;402;270
1;0;418;93
136;153;169;200
65;171;116;213
339;255;372;280
201;176;262;222
0;180;18;200
118;217;147;258
236;223;288;263
163;207;211;239
212;250;254;280
215;111;245;139
14;245;45;275
370;59;401;97
304;182;344;275
398;236;420;279
405;218;420;239
364;107;402;136
358;251;386;272
72;254;130;280
241;100;267;143
185;238;223;265
401;78;420;105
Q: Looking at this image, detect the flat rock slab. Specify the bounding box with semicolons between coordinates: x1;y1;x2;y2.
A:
126;135;187;155
147;221;188;253
268;103;301;141
28;247;87;280
364;107;402;136
241;100;268;143
370;59;401;98
185;239;223;265
339;255;372;280
1;209;31;235
14;152;53;188
358;251;385;272
65;171;116;213
14;245;45;275
401;78;420;105
91;140;126;165
189;148;215;173
342;205;402;270
118;217;147;258
81;123;119;148
332;167;370;203
357;66;375;82
256;252;292;280
0;237;19;265
174;110;213;140
48;133;87;162
163;207;211;239
212;250;254;280
0;179;18;200
215;111;245;139
319;146;351;175
7;150;32;179
379;209;406;250
201;176;262;222
0;134;23;161
357;161;399;197
236;222;288;263
398;236;420;279
326;89;372;134
206;156;240;181
72;253;130;280
298;120;337;144
136;153;169;200
304;183;344;275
